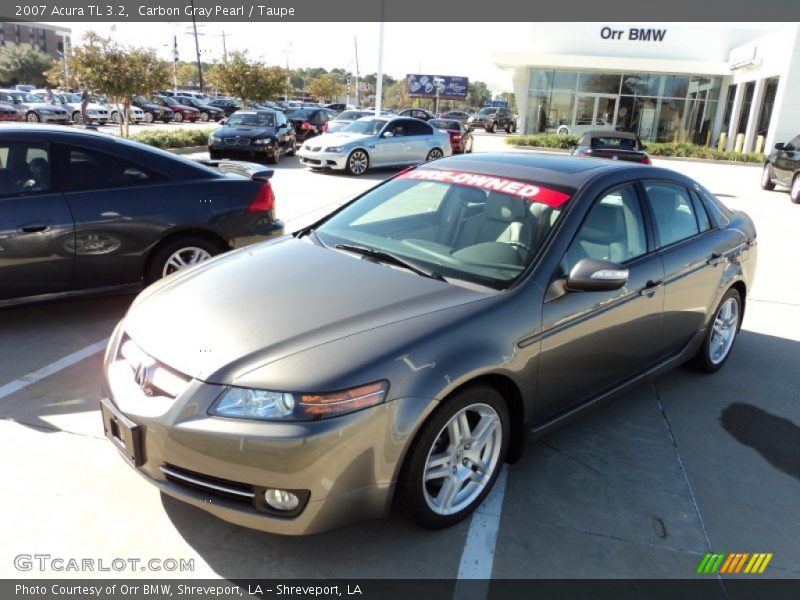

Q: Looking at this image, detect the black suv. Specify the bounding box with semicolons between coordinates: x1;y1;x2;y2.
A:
762;133;800;204
468;107;516;133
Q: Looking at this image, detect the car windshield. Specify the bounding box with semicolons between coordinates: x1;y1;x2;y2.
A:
344;119;387;135
430;119;460;130
590;136;639;150
315;169;573;289
227;111;276;127
133;96;151;104
478;107;496;115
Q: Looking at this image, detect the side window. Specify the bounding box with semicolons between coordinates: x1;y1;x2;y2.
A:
0;142;51;196
389;119;411;137
785;135;800;151
689;190;711;232
275;111;287;126
406;120;432;136
63;147;160;192
564;184;647;272
644;182;700;247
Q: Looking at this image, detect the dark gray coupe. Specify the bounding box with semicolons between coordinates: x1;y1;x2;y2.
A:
101;154;756;534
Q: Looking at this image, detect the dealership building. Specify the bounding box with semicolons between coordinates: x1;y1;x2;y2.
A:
493;23;800;152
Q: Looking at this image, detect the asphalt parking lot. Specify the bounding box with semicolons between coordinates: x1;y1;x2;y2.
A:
1;130;799;583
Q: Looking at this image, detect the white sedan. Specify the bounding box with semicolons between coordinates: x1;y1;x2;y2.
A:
298;116;452;176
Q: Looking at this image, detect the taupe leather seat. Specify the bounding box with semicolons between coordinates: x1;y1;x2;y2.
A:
453;192;531;252
568;203;629;265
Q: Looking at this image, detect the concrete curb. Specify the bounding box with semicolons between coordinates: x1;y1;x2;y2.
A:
504;144;765;168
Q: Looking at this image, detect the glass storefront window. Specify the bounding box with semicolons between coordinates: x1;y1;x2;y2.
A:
577;73;621;94
548;90;575;130
737;82;755;134
529;69;554;91
552;70;578;91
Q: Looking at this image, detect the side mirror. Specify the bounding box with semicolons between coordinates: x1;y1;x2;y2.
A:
566;258;628;292
641;144;648;150
774;142;785;151
383;131;394;138
219;118;227;125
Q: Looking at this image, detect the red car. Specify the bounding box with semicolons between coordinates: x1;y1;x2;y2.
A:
0;100;21;121
154;95;200;122
429;118;473;154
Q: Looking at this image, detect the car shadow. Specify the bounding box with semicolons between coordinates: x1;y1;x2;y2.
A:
720;402;800;482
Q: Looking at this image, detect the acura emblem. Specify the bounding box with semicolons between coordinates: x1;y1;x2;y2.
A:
134;356;157;393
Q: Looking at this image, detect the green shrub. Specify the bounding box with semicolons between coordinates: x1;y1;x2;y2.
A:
130;127;217;149
505;133;578;149
506;135;766;163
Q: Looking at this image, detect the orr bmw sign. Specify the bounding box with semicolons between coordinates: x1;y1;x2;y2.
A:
601;26;667;42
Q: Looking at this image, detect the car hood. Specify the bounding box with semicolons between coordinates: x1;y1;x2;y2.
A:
123;237;489;383
216;125;278;138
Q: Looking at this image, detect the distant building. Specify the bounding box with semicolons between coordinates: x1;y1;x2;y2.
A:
0;22;71;62
494;23;800;153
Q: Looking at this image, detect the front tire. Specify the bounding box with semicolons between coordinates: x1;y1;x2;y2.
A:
690;288;742;373
791;175;800;204
145;236;221;284
761;164;776;190
143;111;154;124
346;149;369;176
73;112;83;125
26;112;40;123
397;386;509;529
199;112;209;122
173;112;183;123
488;122;497;134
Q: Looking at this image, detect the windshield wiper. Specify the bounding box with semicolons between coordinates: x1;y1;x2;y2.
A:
335;243;446;282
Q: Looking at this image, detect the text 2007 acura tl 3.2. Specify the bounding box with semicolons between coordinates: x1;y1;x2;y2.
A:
101;154;757;535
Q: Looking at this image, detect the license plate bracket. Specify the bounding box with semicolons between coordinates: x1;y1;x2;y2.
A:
100;397;143;467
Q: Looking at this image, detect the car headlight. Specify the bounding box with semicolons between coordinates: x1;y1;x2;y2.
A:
208;134;218;145
324;146;344;152
39;109;52;114
209;381;388;421
254;138;273;145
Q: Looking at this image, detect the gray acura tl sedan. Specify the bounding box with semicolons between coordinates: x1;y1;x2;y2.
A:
101;154;757;534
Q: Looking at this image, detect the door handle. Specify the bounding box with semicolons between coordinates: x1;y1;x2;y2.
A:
639;279;663;296
707;252;723;265
19;221;49;233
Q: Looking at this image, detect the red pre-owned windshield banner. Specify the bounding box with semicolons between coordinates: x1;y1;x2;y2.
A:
398;169;571;207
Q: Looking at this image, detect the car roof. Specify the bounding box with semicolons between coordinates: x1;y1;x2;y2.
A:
425;153;653;189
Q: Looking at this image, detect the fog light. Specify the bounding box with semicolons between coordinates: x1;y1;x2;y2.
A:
264;489;299;511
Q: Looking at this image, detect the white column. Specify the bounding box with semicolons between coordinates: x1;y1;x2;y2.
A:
725;83;745;151
743;78;766;153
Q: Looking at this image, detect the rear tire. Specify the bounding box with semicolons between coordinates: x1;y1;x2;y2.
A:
199;112;209;122
761;164;776;190
145;236;222;284
173;112;183;123
690;288;742;373
426;148;444;161
489;122;497;133
396;385;509;529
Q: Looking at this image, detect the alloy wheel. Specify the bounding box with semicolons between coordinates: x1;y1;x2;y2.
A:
144;112;154;123
27;112;40;123
422;403;503;516
792;176;800;203
709;297;739;365
161;246;212;278
348;150;368;175
173;112;183;123
427;148;443;161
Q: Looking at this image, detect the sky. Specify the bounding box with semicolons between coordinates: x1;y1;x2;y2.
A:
55;22;531;93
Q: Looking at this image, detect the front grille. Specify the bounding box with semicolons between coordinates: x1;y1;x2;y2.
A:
224;137;251;146
160;464;255;504
116;335;190;399
303;158;322;165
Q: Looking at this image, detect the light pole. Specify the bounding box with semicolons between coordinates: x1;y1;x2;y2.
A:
374;0;385;115
188;0;204;91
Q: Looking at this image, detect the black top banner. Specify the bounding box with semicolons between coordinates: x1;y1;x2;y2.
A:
1;0;799;22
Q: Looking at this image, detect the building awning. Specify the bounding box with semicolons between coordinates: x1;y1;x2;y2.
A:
492;53;731;76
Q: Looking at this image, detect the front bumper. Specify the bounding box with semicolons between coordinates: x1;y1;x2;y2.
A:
100;340;427;535
209;140;279;159
297;147;347;170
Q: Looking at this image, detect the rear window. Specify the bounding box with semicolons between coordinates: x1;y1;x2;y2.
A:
430;119;460;130
316;168;573;289
590;136;639;150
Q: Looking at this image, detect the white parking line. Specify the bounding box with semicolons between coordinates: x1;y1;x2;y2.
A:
454;465;508;597
0;339;109;400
